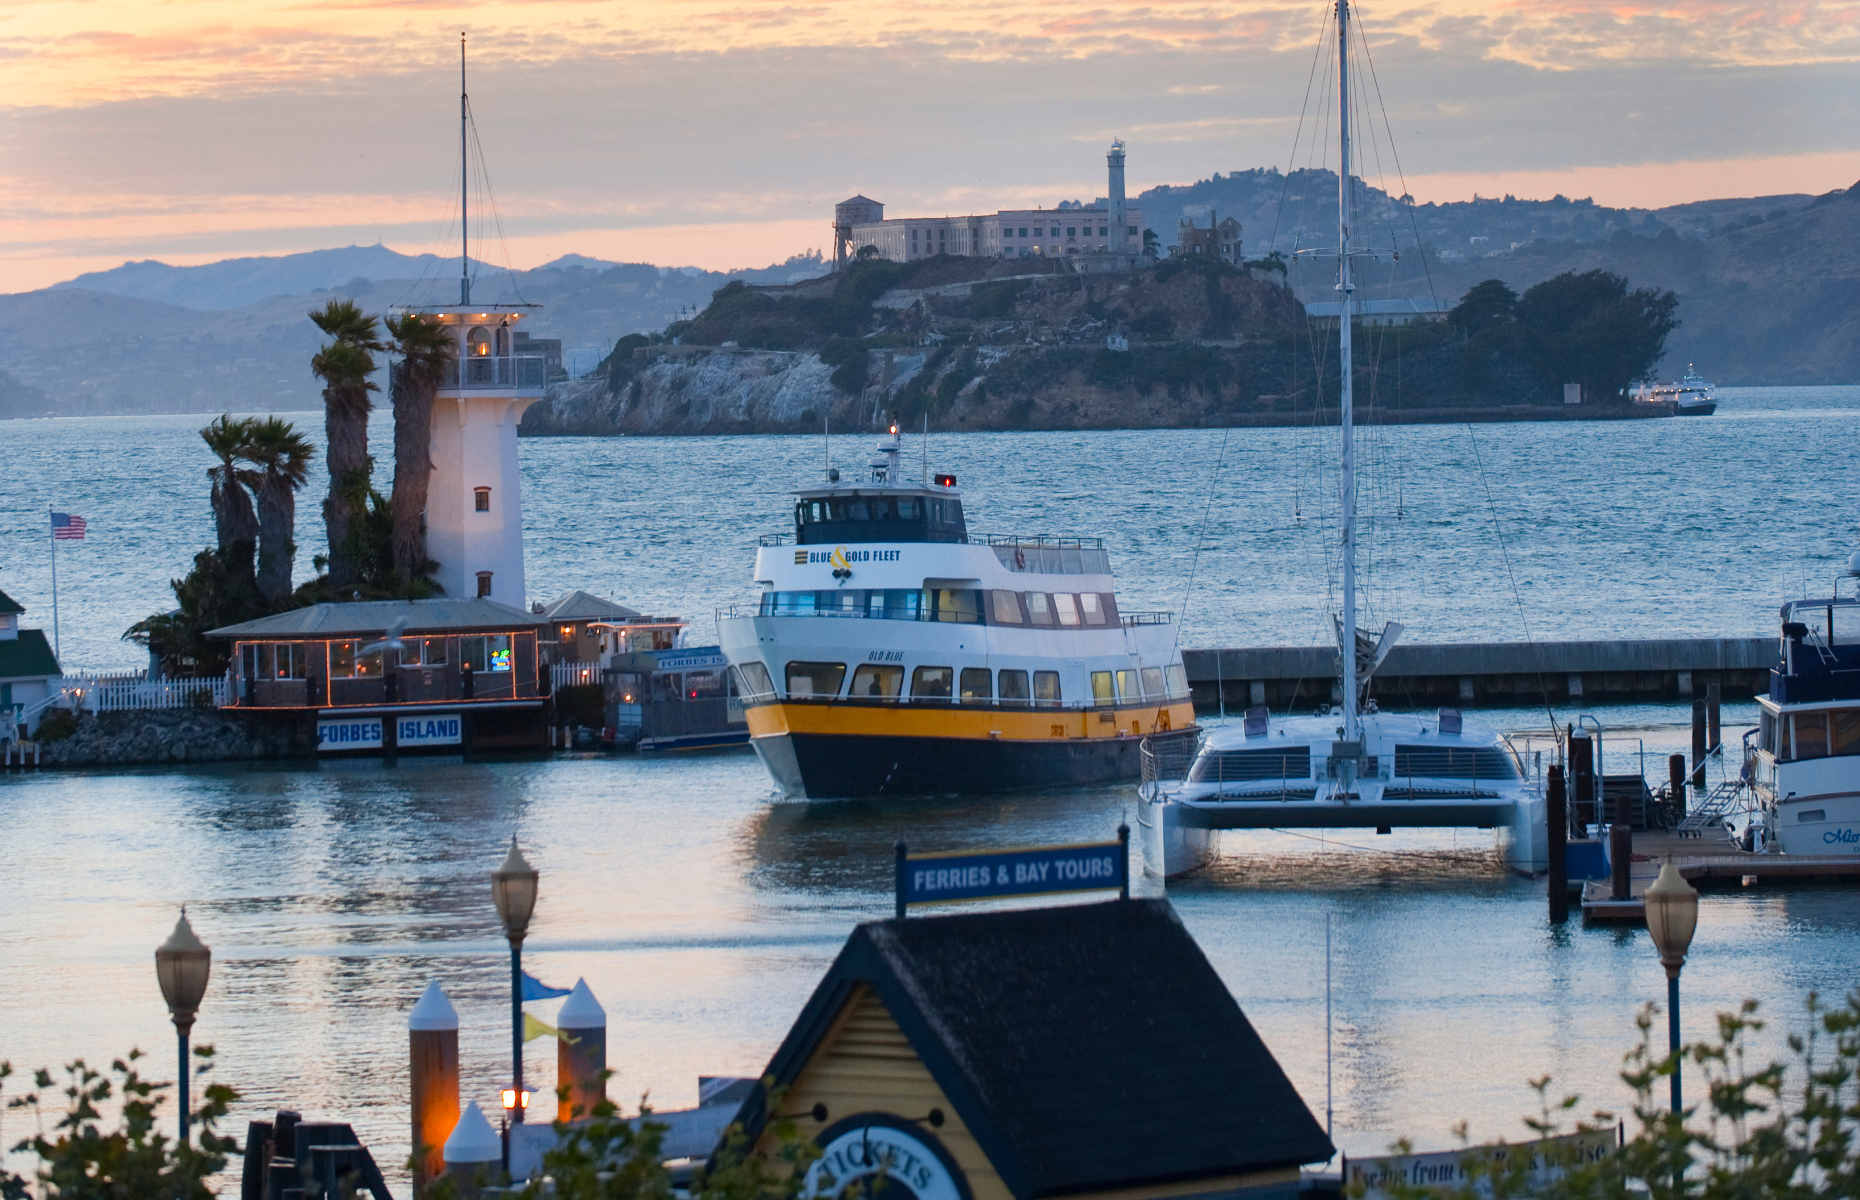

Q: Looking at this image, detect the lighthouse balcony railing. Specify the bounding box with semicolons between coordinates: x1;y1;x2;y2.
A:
441;354;549;394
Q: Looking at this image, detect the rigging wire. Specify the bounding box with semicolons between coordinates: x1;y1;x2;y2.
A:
1170;426;1236;662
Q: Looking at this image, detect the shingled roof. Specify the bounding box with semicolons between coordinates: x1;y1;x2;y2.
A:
0;629;60;680
538;590;643;624
207;598;543;639
733;899;1333;1197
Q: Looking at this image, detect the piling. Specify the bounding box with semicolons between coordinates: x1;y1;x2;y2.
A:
1707;680;1722;750
1609;823;1633;901
1547;765;1569;923
1569;732;1596;836
1691;699;1709;790
556;978;608;1124
1668;754;1688;821
408;981;460;1195
442;1102;501;1198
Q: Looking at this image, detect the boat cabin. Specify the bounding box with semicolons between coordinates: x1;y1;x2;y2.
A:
790;427;967;546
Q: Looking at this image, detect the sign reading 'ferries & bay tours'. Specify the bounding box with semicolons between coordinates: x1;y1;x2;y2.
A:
894;828;1129;917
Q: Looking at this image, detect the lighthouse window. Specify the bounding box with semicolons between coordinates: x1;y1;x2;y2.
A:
476;571;493;598
959;668;993;702
990;590;1024;624
474;487;491;512
467;326;492;357
998;670;1030;703
911;666;953;699
850;664;903;698
1053;593;1080;626
1034;671;1062;705
785;661;847;698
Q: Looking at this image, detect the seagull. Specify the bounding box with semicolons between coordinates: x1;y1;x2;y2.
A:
360;616;410;658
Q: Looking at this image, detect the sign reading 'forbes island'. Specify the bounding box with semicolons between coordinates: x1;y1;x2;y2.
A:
397;713;462;748
896;830;1129;916
317;718;382;752
317;713;462;752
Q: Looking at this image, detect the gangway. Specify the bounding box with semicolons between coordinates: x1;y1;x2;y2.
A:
1677;779;1750;840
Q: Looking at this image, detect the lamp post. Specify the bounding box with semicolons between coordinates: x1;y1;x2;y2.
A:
154;909;212;1145
1644;860;1700;1116
491;837;539;1124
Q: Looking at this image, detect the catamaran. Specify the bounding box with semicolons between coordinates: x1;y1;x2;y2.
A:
1136;0;1547;878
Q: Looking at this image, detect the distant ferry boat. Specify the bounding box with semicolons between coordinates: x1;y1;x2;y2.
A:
718;427;1198;798
1637;364;1717;416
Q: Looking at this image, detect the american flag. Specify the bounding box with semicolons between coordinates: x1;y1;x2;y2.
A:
51;512;86;541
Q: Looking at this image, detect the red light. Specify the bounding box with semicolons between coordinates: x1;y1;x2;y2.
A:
934;473;956;488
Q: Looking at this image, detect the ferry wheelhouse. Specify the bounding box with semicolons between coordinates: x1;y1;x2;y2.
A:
718;429;1197;798
1742;560;1860;854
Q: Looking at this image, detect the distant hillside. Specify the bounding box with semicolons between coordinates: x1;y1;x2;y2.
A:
0;365;50;419
1;250;830;415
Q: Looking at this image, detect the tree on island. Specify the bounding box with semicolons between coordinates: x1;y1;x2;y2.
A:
1514;270;1678;403
200;415;260;599
242;417;316;609
308;299;384;590
384;312;456;590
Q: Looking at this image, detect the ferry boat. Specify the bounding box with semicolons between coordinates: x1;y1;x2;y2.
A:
1135;0;1546;879
1637;364;1717;416
717;427;1198;797
1740;557;1860;854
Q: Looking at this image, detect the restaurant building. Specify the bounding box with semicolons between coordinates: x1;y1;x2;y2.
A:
210;597;549;754
729;898;1334;1199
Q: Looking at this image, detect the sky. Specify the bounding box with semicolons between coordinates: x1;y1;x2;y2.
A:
3;0;1858;293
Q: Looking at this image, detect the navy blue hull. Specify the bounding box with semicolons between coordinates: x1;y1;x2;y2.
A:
752;729;1198;799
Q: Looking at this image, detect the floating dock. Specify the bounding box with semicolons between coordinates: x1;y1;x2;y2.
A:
1186;637;1772;710
1579;830;1860;924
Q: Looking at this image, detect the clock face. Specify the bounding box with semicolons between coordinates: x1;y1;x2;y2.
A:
804;1115;971;1200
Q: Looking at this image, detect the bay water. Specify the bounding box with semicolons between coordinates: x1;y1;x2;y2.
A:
2;388;1858;1181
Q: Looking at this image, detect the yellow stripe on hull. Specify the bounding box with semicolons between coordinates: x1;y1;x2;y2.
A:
744;699;1196;743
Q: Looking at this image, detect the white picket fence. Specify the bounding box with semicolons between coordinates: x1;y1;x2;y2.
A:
62;671;230;712
550;661;602;691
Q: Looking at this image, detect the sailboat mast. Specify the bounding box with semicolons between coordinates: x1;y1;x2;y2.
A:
1335;0;1358;739
460;32;470;307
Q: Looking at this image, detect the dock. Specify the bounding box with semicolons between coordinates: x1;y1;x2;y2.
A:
1186;637;1772;710
1579;831;1860;923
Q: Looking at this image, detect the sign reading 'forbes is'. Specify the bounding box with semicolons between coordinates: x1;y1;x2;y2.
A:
317;713;463;752
898;838;1127;911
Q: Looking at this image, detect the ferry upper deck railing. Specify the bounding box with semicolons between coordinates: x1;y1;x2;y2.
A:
717;602;1174;627
754;531;1113;574
440;354;549;393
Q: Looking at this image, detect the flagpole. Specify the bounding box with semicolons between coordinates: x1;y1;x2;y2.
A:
48;509;60;663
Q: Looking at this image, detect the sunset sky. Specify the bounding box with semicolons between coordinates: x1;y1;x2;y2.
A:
3;0;1858;292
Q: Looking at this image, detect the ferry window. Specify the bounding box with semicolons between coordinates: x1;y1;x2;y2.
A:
1026;593;1056;626
1098;593;1120;623
999;669;1030;703
1116;669;1139;700
897;497;920;520
1794;712;1830;760
1832;710;1860;756
734;661;776;698
1834;606;1860;645
769;591;816;616
1142;667;1166;698
959;668;993;702
819;589;863;616
928;588;981;623
1053;593;1080;626
1079;593;1106;625
808;500;827;522
1091;671;1115;703
990;590;1024;624
1760;711;1776;753
786;661;846;698
1165;664;1189;698
847;499;870;521
851;664;903;698
1034;671;1062;705
911;666;953;699
881;589;921;620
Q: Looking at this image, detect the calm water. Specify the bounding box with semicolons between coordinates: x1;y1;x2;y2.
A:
3;390;1859;1181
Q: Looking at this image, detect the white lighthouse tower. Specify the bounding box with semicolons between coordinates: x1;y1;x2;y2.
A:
407;35;546;610
1106;139;1129;256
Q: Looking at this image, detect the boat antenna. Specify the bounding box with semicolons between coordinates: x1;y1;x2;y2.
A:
1325;911;1334;1140
1336;0;1359;744
823;406;832;478
922;409;929;487
459;31;470;307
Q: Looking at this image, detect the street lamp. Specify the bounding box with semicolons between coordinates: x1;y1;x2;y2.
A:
1644;860;1699;1115
154;908;212;1144
491;837;539;1124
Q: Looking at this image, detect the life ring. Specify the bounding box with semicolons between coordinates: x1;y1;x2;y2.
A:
1013;548;1026;569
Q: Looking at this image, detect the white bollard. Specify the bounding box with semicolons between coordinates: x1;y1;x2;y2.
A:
556;978;608;1123
409;981;460;1195
442;1101;501;1197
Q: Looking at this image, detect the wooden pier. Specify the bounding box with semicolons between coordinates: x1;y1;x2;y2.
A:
1579;831;1860;924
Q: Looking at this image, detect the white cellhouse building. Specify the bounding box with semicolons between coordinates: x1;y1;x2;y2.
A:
834;141;1143;265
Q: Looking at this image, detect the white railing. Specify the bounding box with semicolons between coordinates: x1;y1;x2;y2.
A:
446;354;548;392
62;671;230;712
550;661;602;691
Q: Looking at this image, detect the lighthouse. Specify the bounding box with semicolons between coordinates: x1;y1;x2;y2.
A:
1106;139;1129;255
418;306;545;607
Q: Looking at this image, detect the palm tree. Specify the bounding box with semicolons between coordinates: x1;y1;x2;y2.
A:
241;417;317;607
309;300;383;588
384;312;457;588
200;415;259;590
